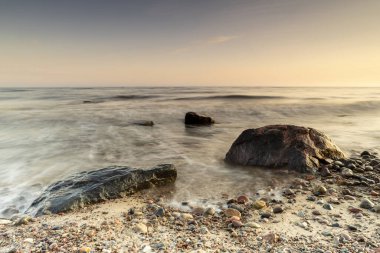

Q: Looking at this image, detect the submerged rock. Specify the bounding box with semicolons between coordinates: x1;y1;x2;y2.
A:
132;120;154;126
27;164;177;216
184;112;215;125
225;125;345;173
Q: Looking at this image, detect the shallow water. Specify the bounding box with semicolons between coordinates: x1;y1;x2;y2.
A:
0;86;379;217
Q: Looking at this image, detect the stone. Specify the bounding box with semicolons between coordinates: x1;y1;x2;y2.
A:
245;222;261;228
323;204;333;210
341;168;354;176
237;195;249;204
373;205;380;213
312;210;322;215
320;167;331;177
134;223;148;234
263;233;279;243
154;207;165;217
360;199;375;209
181;213;194;220
23;238;34;244
307;195;317;201
132;120;154;126
253;200;266;209
224;208;241;218
225;125;345;173
204;207;215;216
261;212;271;218
192;207;204;216
79;247;92;253
273;206;284;214
313;185;328;196
361;151;371;156
14;216;32;226
184;112;215;125
231;220;243;228
27;164;177;216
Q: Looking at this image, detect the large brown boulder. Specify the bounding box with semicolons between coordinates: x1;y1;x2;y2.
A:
225;125;345;173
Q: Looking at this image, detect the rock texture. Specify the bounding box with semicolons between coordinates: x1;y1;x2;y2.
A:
27;164;177;216
225;125;345;172
184;112;215;125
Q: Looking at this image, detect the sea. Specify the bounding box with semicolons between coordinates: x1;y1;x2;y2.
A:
0;86;379;217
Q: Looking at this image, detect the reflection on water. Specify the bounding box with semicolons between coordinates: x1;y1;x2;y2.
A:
0;87;379;217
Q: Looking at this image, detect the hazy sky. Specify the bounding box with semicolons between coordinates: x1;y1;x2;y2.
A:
1;0;380;87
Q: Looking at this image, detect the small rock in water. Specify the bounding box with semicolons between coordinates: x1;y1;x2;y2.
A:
134;223;148;234
224;208;241;218
237;195;249;204
360;198;375;209
253;200;266;209
361;151;371;156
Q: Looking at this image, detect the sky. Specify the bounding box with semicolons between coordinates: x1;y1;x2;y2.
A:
0;0;380;87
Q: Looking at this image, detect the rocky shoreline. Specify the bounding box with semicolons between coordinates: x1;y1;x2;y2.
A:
1;150;380;252
1;123;380;252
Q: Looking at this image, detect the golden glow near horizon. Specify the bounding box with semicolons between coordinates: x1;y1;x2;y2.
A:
0;0;380;87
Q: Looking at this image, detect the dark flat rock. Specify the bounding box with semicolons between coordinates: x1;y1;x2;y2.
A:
225;125;345;173
27;164;177;216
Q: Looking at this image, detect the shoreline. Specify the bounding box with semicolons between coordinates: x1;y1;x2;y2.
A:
2;158;380;252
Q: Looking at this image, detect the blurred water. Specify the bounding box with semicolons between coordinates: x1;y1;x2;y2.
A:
0;86;379;217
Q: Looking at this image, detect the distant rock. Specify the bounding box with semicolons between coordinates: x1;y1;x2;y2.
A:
225;125;345;173
132;120;154;126
27;164;177;216
184;112;215;125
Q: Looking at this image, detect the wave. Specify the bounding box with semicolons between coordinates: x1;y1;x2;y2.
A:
110;95;158;100
173;95;286;100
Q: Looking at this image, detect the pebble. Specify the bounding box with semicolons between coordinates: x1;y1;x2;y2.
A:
199;226;209;234
224;208;241;218
334;161;344;167
204;207;215;216
24;238;34;244
134;223;148;234
323;204;333;210
344;195;356;201
192;207;204;216
79;247;92;253
320;167;331;177
181;213;194;220
245;222;261;228
154;207;165;217
360;198;375;209
312;210;322;216
253;200;266;209
273;206;284;214
306;196;316;201
313;185;327;196
341;168;354;176
237;195;249;204
284;189;295;196
373;205;380;213
339;233;352;242
261;212;271;219
231;220;243;228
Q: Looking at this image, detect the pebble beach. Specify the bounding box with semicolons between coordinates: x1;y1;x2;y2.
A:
2;151;380;253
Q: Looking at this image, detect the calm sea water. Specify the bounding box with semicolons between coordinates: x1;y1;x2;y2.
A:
1;87;379;217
